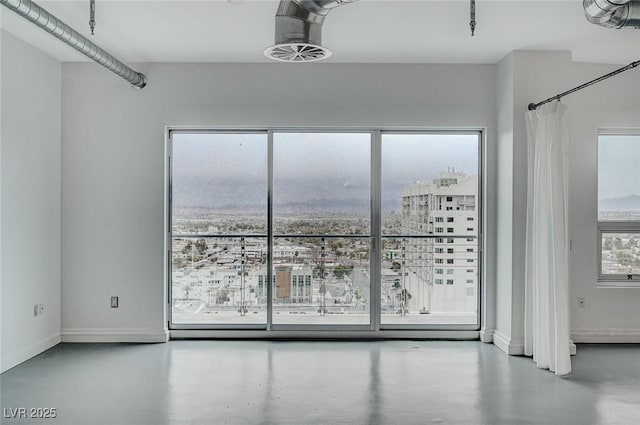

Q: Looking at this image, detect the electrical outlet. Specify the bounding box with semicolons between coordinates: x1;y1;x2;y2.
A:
38;303;45;316
33;304;39;317
578;297;586;308
111;296;119;308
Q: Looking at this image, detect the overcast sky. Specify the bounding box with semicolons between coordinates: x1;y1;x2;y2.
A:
599;135;640;201
172;132;478;211
382;133;478;209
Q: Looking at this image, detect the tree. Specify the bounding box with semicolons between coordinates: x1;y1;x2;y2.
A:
333;265;353;279
181;241;193;255
216;289;230;304
328;240;344;253
618;252;633;266
614;237;623;250
195;238;207;255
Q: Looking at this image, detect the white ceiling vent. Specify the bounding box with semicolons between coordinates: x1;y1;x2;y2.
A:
264;0;358;62
264;42;332;62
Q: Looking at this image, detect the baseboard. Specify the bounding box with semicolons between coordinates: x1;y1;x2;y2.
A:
492;330;524;355
61;328;169;343
480;327;495;343
170;329;480;340
571;329;640;343
1;333;61;373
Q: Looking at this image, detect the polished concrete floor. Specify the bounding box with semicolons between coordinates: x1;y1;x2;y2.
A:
1;341;639;425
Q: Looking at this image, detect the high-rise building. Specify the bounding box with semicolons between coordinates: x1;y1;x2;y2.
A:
398;171;478;315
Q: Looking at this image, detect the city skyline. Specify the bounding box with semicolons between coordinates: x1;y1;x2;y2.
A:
171;170;480;326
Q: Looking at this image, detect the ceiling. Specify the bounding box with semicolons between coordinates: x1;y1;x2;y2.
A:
1;0;639;64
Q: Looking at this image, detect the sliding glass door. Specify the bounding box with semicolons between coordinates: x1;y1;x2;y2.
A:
169;130;481;330
171;132;268;326
380;133;480;327
272;132;371;325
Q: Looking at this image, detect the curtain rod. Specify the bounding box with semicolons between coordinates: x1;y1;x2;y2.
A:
528;59;640;111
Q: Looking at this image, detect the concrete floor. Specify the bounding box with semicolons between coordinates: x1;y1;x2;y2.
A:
1;341;639;425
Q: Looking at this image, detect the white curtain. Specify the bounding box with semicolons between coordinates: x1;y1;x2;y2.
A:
524;102;571;376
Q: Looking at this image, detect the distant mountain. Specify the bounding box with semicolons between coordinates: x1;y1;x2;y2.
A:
172;176;403;213
599;194;640;211
274;198;369;213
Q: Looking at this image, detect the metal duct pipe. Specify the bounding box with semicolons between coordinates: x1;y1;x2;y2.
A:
265;0;360;62
584;0;630;19
1;0;147;88
584;0;640;28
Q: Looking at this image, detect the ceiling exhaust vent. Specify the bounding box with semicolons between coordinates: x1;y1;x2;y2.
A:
264;0;359;62
264;43;332;62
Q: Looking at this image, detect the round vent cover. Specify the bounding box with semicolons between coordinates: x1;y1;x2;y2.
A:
264;43;332;62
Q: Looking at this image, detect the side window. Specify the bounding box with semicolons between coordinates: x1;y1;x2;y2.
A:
598;134;640;284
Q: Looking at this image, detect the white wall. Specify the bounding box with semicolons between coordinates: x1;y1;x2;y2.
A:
1;30;61;372
494;50;640;350
494;53;515;352
494;51;575;354
562;59;640;342
61;62;497;341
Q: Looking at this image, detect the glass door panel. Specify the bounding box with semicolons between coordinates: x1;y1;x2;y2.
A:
171;132;268;325
381;133;480;326
273;132;372;325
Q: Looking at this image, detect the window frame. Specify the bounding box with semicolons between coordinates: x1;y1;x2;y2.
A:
597;222;640;285
166;127;484;333
597;130;640;286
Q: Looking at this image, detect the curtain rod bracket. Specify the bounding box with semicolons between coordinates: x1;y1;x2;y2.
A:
89;0;96;35
470;0;476;36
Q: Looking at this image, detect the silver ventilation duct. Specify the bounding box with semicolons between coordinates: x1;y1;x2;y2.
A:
584;0;640;28
264;0;360;62
1;0;147;88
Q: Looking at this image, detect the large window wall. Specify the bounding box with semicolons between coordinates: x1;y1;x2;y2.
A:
169;130;482;330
